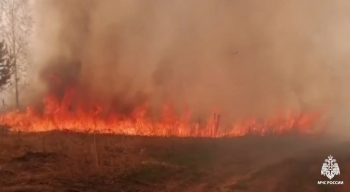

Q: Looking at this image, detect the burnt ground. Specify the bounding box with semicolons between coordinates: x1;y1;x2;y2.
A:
0;129;349;192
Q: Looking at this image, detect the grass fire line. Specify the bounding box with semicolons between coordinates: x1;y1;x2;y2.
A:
0;87;324;137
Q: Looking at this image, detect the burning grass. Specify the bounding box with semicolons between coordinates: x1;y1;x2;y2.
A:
0;107;323;137
0;87;324;137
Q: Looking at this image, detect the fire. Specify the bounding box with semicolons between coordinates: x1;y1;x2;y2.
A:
0;87;323;137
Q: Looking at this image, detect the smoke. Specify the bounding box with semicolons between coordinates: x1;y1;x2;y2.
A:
27;0;350;125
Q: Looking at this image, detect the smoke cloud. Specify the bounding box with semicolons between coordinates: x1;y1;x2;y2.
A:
27;0;350;127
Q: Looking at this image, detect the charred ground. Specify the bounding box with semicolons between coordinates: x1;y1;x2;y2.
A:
0;128;349;192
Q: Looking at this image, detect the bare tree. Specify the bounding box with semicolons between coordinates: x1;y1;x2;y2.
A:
0;40;14;91
0;0;32;108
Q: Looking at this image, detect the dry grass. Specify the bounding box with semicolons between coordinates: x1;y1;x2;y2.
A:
0;127;349;192
0;130;170;192
0;128;229;192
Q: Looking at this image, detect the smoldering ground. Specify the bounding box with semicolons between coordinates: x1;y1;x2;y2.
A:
25;0;350;129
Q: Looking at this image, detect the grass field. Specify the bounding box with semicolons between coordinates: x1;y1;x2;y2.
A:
0;127;349;192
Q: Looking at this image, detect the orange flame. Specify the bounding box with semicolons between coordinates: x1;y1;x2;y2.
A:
0;88;324;137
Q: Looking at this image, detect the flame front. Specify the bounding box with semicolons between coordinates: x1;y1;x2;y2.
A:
0;87;323;137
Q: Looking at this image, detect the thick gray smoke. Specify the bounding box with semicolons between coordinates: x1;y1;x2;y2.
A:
27;0;350;126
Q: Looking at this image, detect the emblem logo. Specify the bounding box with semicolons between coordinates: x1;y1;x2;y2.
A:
321;155;340;180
